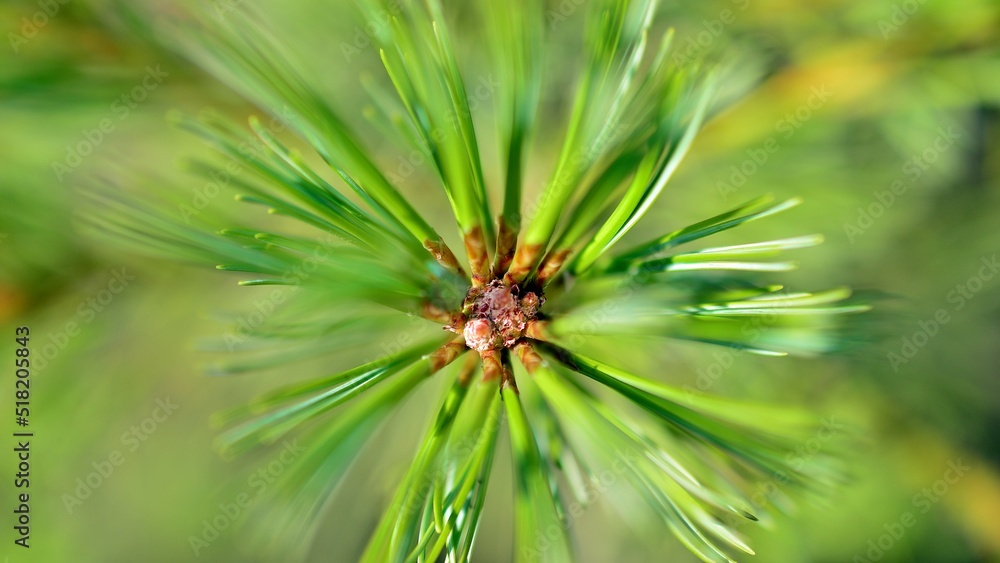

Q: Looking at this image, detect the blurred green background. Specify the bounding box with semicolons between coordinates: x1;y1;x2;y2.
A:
1;0;998;561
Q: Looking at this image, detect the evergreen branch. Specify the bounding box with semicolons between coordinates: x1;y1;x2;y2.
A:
90;2;870;560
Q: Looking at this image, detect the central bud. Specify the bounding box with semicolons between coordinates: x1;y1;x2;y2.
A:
462;280;543;352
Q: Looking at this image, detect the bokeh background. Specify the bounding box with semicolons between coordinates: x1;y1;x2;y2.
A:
1;0;998;561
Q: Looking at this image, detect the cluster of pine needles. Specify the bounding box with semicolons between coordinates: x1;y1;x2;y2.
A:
88;0;869;561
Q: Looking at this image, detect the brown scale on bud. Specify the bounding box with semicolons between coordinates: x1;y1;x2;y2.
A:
535;248;572;287
519;292;542;318
429;340;468;373
504;243;544;286
524;319;550;341
492;219;518;278
500;357;517;392
479;349;503;381
424;239;466;278
462;280;545;352
513;341;545;374
423;302;463;327
464;226;490;287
